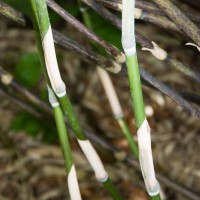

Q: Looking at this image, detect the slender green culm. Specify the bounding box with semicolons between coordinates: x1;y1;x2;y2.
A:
53;105;73;173
30;1;122;199
122;0;161;199
29;0;82;199
151;194;162;200
58;96;86;140
48;87;82;200
126;55;145;129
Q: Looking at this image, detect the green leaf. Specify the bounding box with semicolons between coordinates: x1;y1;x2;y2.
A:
15;52;42;88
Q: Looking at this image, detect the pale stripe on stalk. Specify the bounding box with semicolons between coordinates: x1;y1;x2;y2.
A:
42;27;66;97
78;139;108;182
97;67;123;119
122;0;136;55
68;165;82;200
137;118;160;196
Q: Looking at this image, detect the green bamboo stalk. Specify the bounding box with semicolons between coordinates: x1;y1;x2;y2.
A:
49;87;73;173
53;105;73;172
48;87;82;200
126;55;145;128
29;0;82;199
122;0;161;199
29;1;122;199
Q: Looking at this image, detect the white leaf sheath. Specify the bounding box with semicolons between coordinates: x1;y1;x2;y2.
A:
78;139;108;182
68;165;82;200
42;27;66;97
137;118;160;196
122;0;136;55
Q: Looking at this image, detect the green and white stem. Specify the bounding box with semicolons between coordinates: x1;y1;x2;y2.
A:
97;67;139;158
122;0;160;198
48;86;82;200
30;1;82;199
30;1;121;199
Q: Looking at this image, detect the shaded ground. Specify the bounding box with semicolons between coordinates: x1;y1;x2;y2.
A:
0;3;200;200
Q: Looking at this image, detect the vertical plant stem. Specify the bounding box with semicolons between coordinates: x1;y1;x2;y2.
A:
30;1;122;199
53;105;73;173
48;87;82;200
122;0;161;199
126;55;145;128
29;0;82;199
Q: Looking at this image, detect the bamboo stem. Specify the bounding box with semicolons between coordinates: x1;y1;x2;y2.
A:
29;0;82;199
29;1;122;198
122;0;161;198
49;87;82;200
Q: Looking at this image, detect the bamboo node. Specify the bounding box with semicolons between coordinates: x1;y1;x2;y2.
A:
142;41;167;60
